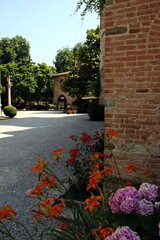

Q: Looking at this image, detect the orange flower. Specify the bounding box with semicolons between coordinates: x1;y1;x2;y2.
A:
142;169;150;176
102;168;112;175
37;197;55;209
87;170;103;191
125;164;135;173
91;162;101;169
88;152;104;160
31;158;47;173
29;183;44;197
32;208;46;219
124;181;133;187
84;194;102;212
49;203;62;217
0;205;16;220
100;227;114;239
40;174;56;188
92;227;114;239
32;210;41;220
60;222;67;230
52;148;65;160
104;129;118;138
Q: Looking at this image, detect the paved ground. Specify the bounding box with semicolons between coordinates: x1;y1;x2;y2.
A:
0;110;104;239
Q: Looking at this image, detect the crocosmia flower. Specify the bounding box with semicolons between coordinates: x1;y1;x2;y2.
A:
138;183;158;201
105;226;141;240
109;186;139;214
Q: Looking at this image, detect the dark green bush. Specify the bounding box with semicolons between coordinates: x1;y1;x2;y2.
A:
3;105;17;118
87;100;104;121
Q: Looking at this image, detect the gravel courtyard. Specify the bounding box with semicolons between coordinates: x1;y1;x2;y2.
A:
0;110;104;239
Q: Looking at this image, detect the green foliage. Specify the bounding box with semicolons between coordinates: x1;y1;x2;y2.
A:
60;26;100;104
53;47;75;73
32;63;56;104
0;36;31;65
87;100;104;121
11;61;36;106
65;130;104;201
76;0;105;17
61;67;89;98
3;105;17;118
0;35;56;108
0;84;2;94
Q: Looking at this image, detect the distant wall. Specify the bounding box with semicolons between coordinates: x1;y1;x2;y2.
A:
101;0;160;183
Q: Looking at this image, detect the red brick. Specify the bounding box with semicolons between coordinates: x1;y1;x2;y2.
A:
101;0;160;185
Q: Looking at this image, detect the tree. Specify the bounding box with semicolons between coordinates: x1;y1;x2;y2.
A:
11;61;36;107
32;63;56;104
75;0;105;17
0;35;31;65
61;26;100;99
0;36;56;109
0;36;33;107
53;47;75;73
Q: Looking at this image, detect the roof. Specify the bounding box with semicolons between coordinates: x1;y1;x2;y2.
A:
52;71;70;77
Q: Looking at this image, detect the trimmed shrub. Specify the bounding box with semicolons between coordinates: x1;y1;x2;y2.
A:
87;100;104;121
3;105;17;118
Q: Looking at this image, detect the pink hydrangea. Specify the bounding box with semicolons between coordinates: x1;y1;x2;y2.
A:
105;226;141;240
136;199;154;216
109;186;139;214
138;183;158;201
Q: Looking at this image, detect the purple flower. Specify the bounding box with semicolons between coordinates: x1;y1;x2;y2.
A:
136;199;154;216
109;186;139;214
105;226;141;240
138;183;158;201
89;141;96;147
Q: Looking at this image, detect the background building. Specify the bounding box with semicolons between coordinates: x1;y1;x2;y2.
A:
53;72;75;110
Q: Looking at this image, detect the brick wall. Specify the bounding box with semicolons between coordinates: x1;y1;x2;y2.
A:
101;0;160;184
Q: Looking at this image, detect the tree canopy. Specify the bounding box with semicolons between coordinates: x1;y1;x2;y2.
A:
75;0;105;17
0;36;56;108
59;26;100;100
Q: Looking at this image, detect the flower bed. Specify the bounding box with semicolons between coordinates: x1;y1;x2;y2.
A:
0;130;159;239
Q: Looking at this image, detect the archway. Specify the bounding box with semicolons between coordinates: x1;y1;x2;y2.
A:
57;95;67;110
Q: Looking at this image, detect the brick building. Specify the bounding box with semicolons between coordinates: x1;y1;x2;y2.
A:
101;0;160;183
53;72;75;110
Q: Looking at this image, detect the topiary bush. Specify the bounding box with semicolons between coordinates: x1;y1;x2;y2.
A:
87;100;104;121
3;105;17;118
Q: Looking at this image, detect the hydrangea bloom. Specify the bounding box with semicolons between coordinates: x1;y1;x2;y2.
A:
105;226;141;240
109;186;139;214
136;199;154;216
138;183;158;201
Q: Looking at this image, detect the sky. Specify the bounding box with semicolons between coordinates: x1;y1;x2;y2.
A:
0;0;99;66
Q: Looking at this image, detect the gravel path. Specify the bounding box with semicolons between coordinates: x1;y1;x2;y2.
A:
0;110;104;239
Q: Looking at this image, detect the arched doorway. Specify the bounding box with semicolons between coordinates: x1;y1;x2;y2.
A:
57;95;67;110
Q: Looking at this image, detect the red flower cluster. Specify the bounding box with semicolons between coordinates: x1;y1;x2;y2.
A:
80;132;93;142
69;147;78;164
69;148;78;158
